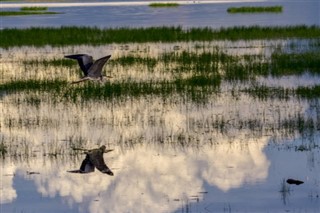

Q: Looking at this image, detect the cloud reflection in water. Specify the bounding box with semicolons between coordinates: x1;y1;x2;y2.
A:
1;138;269;213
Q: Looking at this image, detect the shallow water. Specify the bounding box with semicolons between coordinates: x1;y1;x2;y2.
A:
1;38;320;212
1;0;319;29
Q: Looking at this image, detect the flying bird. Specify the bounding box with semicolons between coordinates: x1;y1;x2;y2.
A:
68;145;114;176
65;54;112;84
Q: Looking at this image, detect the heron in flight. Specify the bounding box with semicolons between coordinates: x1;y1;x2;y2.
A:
65;54;112;84
68;145;114;176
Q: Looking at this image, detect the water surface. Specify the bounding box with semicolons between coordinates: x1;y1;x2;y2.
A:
1;0;319;29
1;39;320;212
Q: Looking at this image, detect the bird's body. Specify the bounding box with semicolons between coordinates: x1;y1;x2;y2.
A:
68;145;114;176
65;54;112;84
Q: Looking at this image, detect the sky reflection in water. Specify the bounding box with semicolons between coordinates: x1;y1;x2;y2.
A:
1;0;319;29
0;40;320;212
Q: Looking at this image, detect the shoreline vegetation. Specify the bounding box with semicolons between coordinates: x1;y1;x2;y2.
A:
149;3;179;7
1;25;319;47
1;6;60;16
227;6;283;13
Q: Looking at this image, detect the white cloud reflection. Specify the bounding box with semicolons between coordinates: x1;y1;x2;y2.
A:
1;137;269;212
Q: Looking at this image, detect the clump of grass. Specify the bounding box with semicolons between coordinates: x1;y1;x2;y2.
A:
20;7;48;11
0;11;59;16
0;142;7;158
0;76;221;103
149;3;179;7
227;6;283;13
243;85;320;100
271;52;320;76
1;25;319;48
0;79;68;93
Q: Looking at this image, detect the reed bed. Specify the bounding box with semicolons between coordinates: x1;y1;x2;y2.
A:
271;52;320;76
0;11;59;16
0;77;221;103
20;7;48;11
149;3;179;7
242;85;320;100
1;25;319;48
227;6;283;13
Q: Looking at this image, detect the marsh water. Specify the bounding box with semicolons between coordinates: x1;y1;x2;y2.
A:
1;39;320;212
1;1;320;213
1;0;320;28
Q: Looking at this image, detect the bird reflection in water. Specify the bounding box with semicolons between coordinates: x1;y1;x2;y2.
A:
68;145;114;176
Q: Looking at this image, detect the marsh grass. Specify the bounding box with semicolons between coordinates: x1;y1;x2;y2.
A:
18;49;319;82
227;6;283;13
0;11;60;16
149;3;179;7
0;141;7;157
1;25;319;47
0;76;220;103
20;7;48;11
243;85;320;100
271;52;320;76
22;58;76;67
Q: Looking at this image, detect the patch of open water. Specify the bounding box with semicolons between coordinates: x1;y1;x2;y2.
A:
1;0;319;29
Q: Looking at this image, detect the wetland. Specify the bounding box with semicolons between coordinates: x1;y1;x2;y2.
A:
1;0;320;212
1;26;320;212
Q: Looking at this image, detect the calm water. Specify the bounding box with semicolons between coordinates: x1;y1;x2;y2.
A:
1;0;319;29
1;0;320;212
1;39;320;212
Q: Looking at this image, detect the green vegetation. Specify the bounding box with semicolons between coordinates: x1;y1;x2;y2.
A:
271;52;320;76
0;77;220;103
227;6;283;13
1;6;57;17
0;142;7;158
149;3;179;7
0;11;59;16
242;85;320;100
20;7;48;11
1;25;319;47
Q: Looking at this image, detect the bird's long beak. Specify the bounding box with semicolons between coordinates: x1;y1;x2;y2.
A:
105;76;113;78
104;149;114;153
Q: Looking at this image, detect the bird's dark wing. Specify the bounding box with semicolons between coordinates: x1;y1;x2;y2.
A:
65;54;93;76
87;55;111;78
88;149;114;176
79;154;95;173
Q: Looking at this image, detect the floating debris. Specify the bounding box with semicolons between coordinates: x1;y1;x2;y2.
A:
26;171;40;175
286;179;304;185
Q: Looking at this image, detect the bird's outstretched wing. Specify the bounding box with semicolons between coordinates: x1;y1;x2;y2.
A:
65;54;93;76
88;149;114;176
79;155;95;173
87;55;111;78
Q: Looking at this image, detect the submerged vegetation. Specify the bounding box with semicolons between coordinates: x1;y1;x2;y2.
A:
2;48;320;101
227;6;283;13
1;25;320;47
0;26;319;154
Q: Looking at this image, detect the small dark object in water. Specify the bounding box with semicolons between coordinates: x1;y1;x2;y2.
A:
68;145;114;176
27;171;40;175
286;179;304;185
